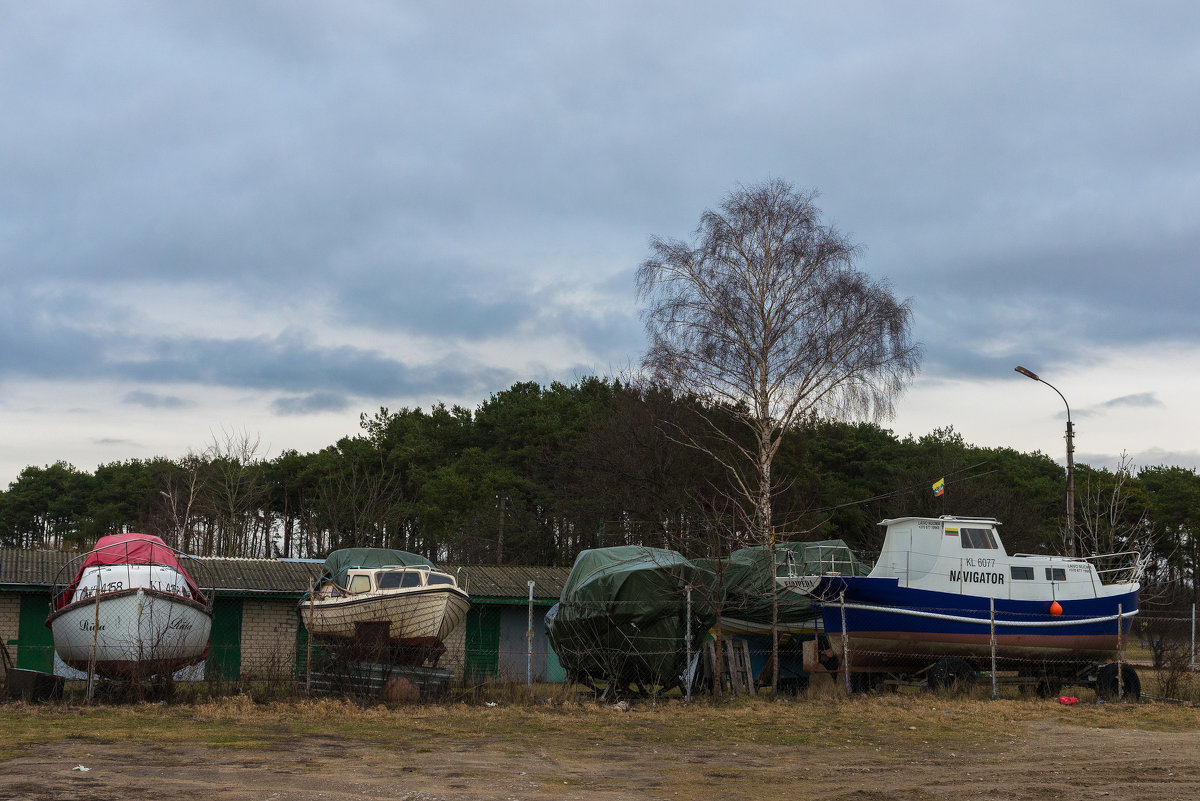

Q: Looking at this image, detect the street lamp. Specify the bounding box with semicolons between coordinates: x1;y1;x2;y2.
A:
1014;366;1075;554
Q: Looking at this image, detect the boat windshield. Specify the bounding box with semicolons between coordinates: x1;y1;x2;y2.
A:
426;573;455;587
377;570;424;590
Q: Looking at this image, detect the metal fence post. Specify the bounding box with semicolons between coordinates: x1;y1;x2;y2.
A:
527;581;535;689
1117;603;1124;699
840;592;851;695
990;597;997;700
306;581;315;694
685;586;693;702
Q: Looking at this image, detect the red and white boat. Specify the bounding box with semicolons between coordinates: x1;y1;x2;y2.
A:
46;534;212;680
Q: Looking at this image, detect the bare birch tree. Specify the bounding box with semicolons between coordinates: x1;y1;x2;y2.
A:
638;180;921;688
638;180;920;546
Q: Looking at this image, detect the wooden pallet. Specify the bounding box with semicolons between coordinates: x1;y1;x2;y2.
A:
706;637;755;695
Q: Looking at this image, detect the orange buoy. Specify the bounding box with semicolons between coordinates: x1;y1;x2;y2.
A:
1049;600;1063;616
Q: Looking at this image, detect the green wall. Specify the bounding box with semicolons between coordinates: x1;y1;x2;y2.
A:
17;594;54;673
206;596;242;681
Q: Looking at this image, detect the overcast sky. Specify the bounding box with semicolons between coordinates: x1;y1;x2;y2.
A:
2;2;1198;486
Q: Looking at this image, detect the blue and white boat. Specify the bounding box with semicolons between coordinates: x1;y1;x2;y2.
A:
778;515;1141;690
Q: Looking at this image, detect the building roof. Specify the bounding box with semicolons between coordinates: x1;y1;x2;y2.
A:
0;548;568;601
451;564;569;601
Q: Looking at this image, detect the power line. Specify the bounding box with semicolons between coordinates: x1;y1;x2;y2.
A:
810;461;996;514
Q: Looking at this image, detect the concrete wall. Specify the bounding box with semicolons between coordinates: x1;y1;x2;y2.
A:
238;598;299;679
0;593;19;681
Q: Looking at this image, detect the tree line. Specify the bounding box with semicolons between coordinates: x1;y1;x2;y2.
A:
0;377;1197;603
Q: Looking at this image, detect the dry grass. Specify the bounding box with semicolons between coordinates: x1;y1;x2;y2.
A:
0;690;1197;762
4;693;1200;801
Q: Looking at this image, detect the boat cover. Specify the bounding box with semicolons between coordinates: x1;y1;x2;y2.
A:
53;533;204;610
547;546;715;687
719;540;870;628
316;547;436;589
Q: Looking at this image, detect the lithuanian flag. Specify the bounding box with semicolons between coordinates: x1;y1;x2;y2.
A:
932;477;945;497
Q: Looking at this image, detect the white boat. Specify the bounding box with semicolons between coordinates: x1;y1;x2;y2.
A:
778;515;1143;696
47;534;212;680
301;548;470;666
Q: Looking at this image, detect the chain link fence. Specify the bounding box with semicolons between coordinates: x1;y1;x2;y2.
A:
6;601;1199;704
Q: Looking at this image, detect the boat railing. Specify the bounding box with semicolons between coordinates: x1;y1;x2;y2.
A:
1013;549;1143;585
50;538;212;612
780;544;861;578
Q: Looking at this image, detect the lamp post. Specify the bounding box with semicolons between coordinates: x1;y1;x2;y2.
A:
1014;366;1075;554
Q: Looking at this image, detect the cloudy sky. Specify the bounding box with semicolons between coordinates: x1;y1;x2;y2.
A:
2;2;1198;486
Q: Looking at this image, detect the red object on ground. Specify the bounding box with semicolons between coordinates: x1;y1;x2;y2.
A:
54;533;204;610
1057;696;1079;705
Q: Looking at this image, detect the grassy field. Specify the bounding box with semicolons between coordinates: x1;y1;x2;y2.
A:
1;691;1197;757
2;692;1199;800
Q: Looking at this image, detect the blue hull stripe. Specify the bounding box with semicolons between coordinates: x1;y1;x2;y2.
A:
815;576;1138;641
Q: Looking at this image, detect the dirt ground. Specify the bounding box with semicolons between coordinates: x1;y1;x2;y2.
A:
1;705;1198;801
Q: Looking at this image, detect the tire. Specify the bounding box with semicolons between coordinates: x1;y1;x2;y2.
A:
1096;663;1141;702
927;658;976;695
1034;677;1063;699
849;672;880;694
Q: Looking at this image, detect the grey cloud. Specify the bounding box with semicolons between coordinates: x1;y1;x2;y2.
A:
1098;393;1163;410
1072;392;1165;419
114;334;420;396
0;2;1197;423
271;392;351;416
123;390;194;409
329;260;537;340
0;291;107;379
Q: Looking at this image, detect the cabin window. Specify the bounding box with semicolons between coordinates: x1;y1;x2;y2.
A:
348;575;372;594
960;527;998;549
427;574;454;586
375;570;425;589
1046;567;1066;582
377;571;405;589
1011;566;1034;580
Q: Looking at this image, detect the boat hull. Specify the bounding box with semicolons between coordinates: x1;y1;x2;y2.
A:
813;576;1138;672
48;588;212;679
302;586;470;663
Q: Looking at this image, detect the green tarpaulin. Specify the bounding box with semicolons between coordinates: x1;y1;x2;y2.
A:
315;548;435;589
547;540;870;687
720;540;869;630
547;546;715;689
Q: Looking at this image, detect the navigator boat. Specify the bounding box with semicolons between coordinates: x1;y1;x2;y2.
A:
301;548;469;666
778;515;1142;697
47;534;212;680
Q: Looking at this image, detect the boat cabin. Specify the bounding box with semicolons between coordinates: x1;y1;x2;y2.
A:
326;566;459;597
873;515;1133;601
69;564;195;603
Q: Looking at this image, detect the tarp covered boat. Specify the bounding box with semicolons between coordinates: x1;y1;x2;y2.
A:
718;540;869;633
46;534;212;680
547;546;715;690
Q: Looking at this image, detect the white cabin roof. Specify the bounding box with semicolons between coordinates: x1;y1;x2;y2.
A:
879;515;1000;528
